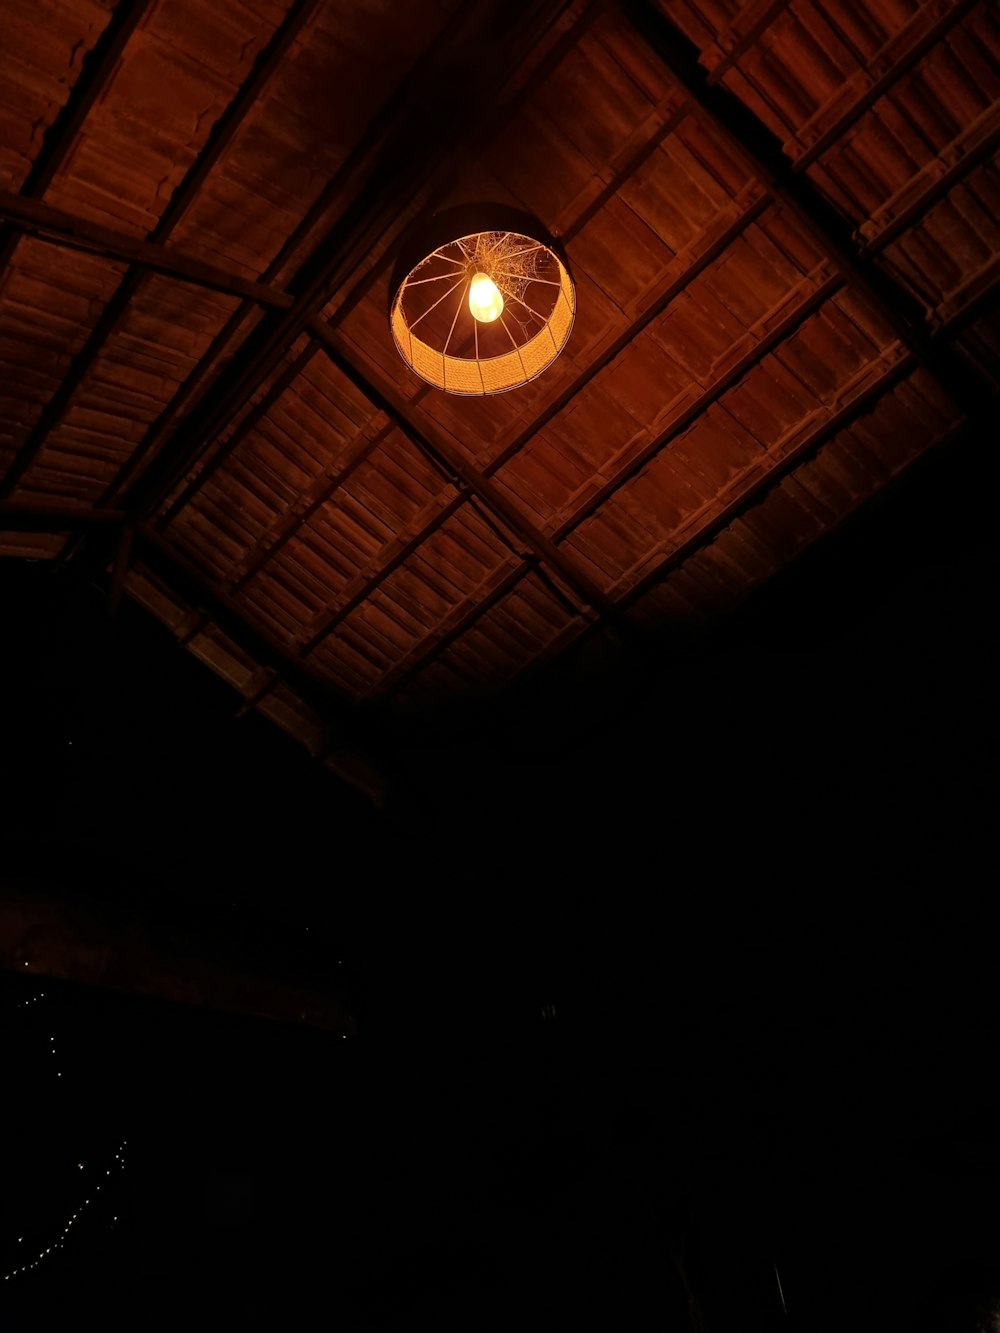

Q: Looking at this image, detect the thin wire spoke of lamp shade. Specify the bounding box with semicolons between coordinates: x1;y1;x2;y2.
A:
391;229;575;395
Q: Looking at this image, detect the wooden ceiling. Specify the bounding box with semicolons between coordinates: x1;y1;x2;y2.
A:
1;0;997;798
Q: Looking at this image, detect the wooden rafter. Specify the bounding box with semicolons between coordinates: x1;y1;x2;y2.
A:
0;0;324;502
131;524;351;732
225;420;399;595
549;274;846;544
792;0;985;175
622;0;991;415
620;359;920;610
0;193;295;310
316;339;618;625
374;562;534;702
0;501;125;531
0;0;155;281
565;0;983;249
295;491;469;657
620;286;1000;610
153;343;321;528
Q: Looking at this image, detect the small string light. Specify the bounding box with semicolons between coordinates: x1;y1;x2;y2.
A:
7;994;129;1284
2;1141;127;1282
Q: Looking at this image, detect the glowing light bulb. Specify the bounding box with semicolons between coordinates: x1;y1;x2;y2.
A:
469;272;503;323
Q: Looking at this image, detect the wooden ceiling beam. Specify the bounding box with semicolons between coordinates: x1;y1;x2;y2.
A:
860;121;1000;260
106;523;135;618
295;490;469;658
622;356;918;610
560;0;795;242
623;354;999;614
125;525;390;805
149;0;326;242
131;523;351;728
527;2;1000;578
551;273;845;544
374;542;608;706
566;0;975;250
94;176;366;511
566;277;999;622
0;501;125;531
374;561;534;701
0;192;295;310
623;0;992;415
0;0;323;502
315;338;618;625
153;343;320;529
793;0;984;175
0;0;155;282
171;344;324;532
484;197;772;474
226;419;399;595
91;12;440;513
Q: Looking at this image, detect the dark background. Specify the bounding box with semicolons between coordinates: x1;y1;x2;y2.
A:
1;424;997;1328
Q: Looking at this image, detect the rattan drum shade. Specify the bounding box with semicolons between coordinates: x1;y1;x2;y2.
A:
390;206;575;395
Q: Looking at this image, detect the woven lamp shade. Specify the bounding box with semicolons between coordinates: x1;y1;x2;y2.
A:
390;206;575;395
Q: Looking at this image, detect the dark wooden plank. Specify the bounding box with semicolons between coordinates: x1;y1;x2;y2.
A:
107;522;135;617
0;0;155;279
133;522;352;728
619;356;917;608
623;0;993;416
0;0;324;502
0;500;124;530
551;273;843;541
318;339;620;626
793;0;983;173
0;192;295;309
156;341;319;527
